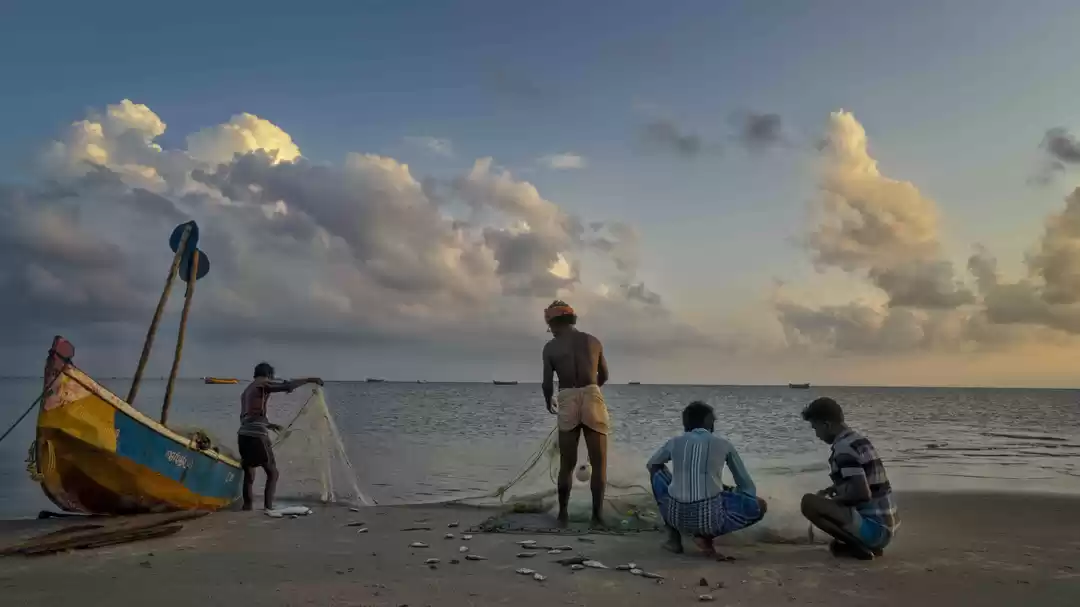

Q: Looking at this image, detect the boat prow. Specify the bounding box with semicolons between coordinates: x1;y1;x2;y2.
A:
204;377;239;385
33;336;242;515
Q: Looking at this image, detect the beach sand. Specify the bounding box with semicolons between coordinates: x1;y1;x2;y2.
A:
1;491;1077;606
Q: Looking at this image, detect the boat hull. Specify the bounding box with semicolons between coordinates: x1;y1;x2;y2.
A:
36;352;241;515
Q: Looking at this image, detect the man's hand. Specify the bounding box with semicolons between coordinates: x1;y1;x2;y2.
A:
546;400;557;415
268;423;283;433
816;486;837;498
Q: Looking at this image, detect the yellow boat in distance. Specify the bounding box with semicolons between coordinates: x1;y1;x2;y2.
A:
204;377;239;385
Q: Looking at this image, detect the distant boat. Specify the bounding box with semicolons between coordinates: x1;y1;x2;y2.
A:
204;377;238;385
628;381;641;385
365;378;386;383
788;383;811;389
416;380;427;384
493;380;518;385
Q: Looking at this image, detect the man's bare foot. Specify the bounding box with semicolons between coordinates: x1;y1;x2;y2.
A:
829;539;874;561
589;517;607;530
241;504;254;511
556;512;569;529
661;539;684;554
691;536;717;557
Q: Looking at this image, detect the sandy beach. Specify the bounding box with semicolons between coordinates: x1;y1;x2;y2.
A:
1;491;1077;606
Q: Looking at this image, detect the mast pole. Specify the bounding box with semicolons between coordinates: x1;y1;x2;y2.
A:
161;250;199;425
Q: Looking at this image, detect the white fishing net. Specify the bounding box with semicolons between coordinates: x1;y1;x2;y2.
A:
453;427;661;533
273;387;375;507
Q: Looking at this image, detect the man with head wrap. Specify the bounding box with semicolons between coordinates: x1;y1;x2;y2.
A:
541;300;610;528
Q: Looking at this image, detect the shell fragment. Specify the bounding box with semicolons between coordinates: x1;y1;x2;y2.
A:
516;568;535;575
583;560;609;569
570;564;585;571
517;540;537;546
547;549;562;555
462;534;473;540
444;533;454;539
424;558;440;565
459;546;469;553
409;542;428;548
533;573;547;582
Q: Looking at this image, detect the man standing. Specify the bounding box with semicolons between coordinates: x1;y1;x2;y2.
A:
541;300;609;528
238;362;322;511
799;397;899;559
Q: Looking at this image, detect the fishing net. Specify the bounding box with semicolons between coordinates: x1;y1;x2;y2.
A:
272;387;375;507
452;427;662;534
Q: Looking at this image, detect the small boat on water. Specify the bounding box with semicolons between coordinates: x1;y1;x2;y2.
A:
628;381;641;385
493;380;518;386
788;383;811;389
204;377;238;385
365;378;386;383
29;221;242;515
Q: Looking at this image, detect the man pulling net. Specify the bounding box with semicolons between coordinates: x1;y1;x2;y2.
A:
541;300;610;528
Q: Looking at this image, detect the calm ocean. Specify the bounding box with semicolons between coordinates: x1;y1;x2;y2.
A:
2;379;1078;518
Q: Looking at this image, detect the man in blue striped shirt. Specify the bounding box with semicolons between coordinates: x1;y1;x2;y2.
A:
800;397;900;560
647;402;767;556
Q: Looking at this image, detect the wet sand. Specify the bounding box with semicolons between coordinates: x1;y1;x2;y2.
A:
1;491;1078;606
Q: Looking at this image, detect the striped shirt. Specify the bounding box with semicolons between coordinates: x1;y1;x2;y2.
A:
829;428;899;533
646;429;756;503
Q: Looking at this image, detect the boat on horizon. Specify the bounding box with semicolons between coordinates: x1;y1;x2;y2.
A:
204;377;239;385
788;383;811;389
365;378;386;383
30;221;241;515
628;381;641;385
492;380;518;385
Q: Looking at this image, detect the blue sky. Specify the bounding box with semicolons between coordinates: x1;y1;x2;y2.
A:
4;1;1080;385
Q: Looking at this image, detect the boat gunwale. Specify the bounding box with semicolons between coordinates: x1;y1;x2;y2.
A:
57;365;242;470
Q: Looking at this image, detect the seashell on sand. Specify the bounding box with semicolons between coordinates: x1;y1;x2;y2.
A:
533;573;547;582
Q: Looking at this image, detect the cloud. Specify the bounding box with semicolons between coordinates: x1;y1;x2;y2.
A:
639;120;706;158
0;100;714;375
730;111;785;150
1041;127;1080;164
405;136;454;157
538;153;586;170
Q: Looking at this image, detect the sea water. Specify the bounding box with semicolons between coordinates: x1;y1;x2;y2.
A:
1;379;1078;518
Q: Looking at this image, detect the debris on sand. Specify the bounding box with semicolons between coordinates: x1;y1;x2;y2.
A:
642;571;664;580
448;522;460;528
698;595;715;602
445;533;454;539
533;573;547;582
450;559;460;564
554;556;586;566
616;565;632;571
630;569;644;576
547;549;562;555
699;578;709;587
570;564;585;571
400;526;432;532
425;559;440;565
356;528;369;534
516;540;537;546
577;537;595;543
464;554;487;561
349;507;361;513
462;535;473;540
582;560;609;569
516;552;537;558
516;568;535;575
345;522;367;527
409;542;428;548
459;546;470;553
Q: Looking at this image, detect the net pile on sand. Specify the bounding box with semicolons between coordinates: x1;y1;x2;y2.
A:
273;387;375;507
451;427;662;534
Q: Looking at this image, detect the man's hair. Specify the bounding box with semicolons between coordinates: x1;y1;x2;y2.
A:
253;362;275;379
802;397;845;424
682;401;714;431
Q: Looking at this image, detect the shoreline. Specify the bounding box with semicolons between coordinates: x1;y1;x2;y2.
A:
2;490;1078;606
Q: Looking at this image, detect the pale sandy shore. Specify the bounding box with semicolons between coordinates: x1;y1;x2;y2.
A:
1;491;1078;606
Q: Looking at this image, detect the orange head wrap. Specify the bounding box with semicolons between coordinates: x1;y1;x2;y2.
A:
544;300;575;323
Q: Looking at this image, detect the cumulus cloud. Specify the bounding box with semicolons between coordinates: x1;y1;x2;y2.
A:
0;100;714;375
1041;127;1080;165
538;153;586;170
405;136;454;157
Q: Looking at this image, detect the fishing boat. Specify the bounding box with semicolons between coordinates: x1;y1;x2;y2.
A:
204;377;239;385
29;221;242;515
492;380;518;385
788;383;811;389
628;381;641;385
365;378;386;383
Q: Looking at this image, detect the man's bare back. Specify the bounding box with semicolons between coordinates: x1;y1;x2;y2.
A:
543;330;608;390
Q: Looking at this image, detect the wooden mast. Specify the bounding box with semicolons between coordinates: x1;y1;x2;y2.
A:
161;250;199;425
127;225;191;405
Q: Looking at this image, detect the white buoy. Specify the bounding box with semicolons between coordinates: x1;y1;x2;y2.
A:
575;463;592;482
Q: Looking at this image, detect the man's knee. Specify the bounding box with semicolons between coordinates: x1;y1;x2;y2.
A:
265;465;279;480
800;493;819;518
757;497;768;515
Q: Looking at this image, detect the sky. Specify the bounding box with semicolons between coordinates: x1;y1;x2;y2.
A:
4;1;1080;386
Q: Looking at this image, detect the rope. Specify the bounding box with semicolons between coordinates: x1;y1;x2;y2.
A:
0;376;58;446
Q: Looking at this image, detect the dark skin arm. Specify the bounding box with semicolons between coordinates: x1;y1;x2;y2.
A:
542;348;555;414
830;475;872;506
596;348;608;387
261;377;324;431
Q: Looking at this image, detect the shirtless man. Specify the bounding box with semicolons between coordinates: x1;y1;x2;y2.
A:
541;300;609;528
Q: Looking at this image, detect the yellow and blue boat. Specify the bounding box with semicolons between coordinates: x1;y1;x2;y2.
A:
34;337;241;515
30;221;242;515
